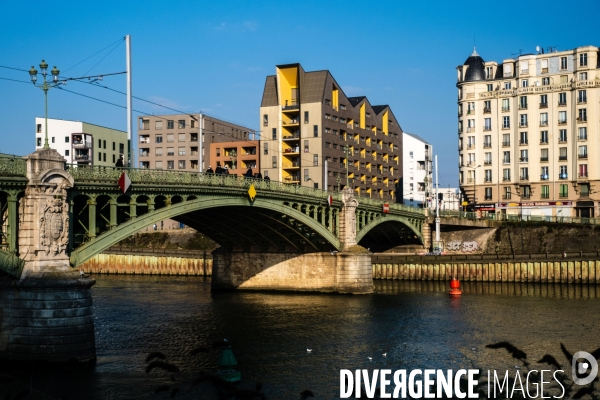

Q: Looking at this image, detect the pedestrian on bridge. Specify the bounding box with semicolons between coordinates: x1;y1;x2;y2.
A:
206;166;214;174
215;165;223;174
255;172;263;180
115;154;124;168
244;167;253;179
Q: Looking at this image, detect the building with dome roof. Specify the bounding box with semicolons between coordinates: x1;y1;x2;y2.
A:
456;45;600;218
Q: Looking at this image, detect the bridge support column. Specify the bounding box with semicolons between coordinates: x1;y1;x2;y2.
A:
0;148;96;363
423;223;432;250
6;195;18;254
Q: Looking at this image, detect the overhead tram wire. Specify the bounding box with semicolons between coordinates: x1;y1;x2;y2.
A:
0;77;30;84
62;37;125;74
82;39;124;77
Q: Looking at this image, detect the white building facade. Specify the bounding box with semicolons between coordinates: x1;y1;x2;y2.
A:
402;132;433;207
35;118;128;167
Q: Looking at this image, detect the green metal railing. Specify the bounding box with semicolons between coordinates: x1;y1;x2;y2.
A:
0;155;27;177
66;164;425;215
439;209;600;225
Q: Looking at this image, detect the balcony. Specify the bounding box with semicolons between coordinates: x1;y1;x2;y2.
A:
559;156;568;161
484;178;492;183
539;102;548;108
558;102;567;106
74;154;90;161
578;153;588;159
519;140;528;145
503;177;511;182
558;120;567;125
519;157;528;162
283;119;300;126
542;68;549;74
467;144;475;149
282;101;299;111
283;132;300;140
520;175;529;181
502;107;510;112
504;72;513;78
577;117;587;123
139;137;150;144
483;142;492;148
579;173;589;178
503;159;511;164
484;161;492;165
559;193;569;199
540;121;548;127
559;173;568;180
485;195;493;200
140;151;149;157
558;139;567;143
520;69;529;76
502;125;511;130
540;157;549;162
540;140;548;145
502;141;510;147
73;141;92;149
519;122;528;128
541;193;550;199
518;104;528;110
483;126;492;131
540;174;549;180
467;127;474;133
484;108;491;114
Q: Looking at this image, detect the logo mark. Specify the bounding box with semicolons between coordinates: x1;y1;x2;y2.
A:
572;351;598;386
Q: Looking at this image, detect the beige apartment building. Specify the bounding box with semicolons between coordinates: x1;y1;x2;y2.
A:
209;141;259;175
457;46;600;217
259;63;403;200
137;114;256;171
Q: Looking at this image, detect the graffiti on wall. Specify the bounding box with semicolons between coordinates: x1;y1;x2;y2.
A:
447;240;479;252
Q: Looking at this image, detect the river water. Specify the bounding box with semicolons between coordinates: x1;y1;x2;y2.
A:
3;276;600;399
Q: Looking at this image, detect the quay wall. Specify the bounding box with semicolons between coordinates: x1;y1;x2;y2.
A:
372;253;600;283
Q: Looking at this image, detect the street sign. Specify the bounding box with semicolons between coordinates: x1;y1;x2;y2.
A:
382;203;389;213
327;193;333;207
118;171;131;193
247;183;257;201
462;201;468;206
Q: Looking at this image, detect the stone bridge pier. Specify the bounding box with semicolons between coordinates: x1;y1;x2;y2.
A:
0;148;96;362
212;188;373;294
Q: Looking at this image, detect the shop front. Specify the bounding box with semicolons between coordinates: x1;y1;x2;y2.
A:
496;201;573;218
575;201;595;218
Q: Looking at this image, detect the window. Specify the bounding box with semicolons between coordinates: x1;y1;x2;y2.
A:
167;160;174;169
120;143;124;154
541;185;549;198
484;169;492;182
302;111;309;124
178;147;186;156
167;134;174;143
216;148;220;156
519;114;528;127
520;131;528;145
409;151;413;159
540;131;548;144
579;72;588;81
521;79;528;87
559;129;567;142
156;161;163;169
503;116;510;129
272;128;277;140
98;139;101;148
178;133;186;142
167;120;174;129
559;184;568;198
486;66;493;79
467;102;475;113
579;53;588;66
520;167;529;180
541;166;549;179
140;119;149;130
542;77;550;86
37;124;42;133
66;150;70;157
541;58;549;73
467;136;475;149
484;135;492;147
263;142;268;155
502;98;510;111
313;125;318;137
272;156;277;168
503;186;511;199
178;120;185;129
156;135;163;143
522;186;531;199
112;142;115;151
304;140;309;153
503;168;511;181
520;149;528;162
484;100;491;112
64;136;70;144
559;93;567;105
541;148;548;161
484;152;492;165
484;118;491;131
36;137;41;146
577;90;587;103
504;82;511;89
103;153;106;162
263;114;268;126
579;164;588;178
578;127;587;140
178;160;186;169
485;187;492;200
155;147;163;156
558;111;567;124
503;151;511;164
487;84;493;92
560;57;567;70
580;183;590;197
540;113;548;126
559;147;567;160
155;121;163;130
502;134;510;146
578;145;588;159
167;147;174;156
519;96;527;109
578;109;587;122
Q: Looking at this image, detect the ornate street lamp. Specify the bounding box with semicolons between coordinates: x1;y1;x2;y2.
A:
29;60;65;149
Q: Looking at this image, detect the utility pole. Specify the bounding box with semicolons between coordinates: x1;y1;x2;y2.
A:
126;35;134;167
198;113;204;172
324;159;328;190
343;145;350;188
435;155;440;246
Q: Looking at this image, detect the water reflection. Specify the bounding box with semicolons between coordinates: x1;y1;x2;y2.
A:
1;276;599;399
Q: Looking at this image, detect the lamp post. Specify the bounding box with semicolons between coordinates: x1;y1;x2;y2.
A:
29;60;65;149
336;175;341;192
465;164;482;211
343;145;350;188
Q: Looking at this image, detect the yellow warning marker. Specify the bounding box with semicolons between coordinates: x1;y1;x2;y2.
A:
248;183;257;201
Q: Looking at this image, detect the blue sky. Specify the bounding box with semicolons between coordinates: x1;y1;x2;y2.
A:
1;0;598;186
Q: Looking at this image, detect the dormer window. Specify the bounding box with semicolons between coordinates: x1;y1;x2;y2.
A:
486;67;493;79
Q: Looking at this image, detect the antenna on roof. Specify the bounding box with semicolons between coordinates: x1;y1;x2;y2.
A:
536;45;540;53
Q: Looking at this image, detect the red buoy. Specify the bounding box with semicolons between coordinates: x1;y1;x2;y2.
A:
449;277;462;295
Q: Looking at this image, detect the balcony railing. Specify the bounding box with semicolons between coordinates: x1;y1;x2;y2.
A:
540;121;548;126
579;153;588;159
540;174;549;180
558;120;567;125
540;157;549;162
467;144;475;149
484;161;492;165
483;108;491;114
520;175;529;181
483;126;492;131
519;140;528;145
467;127;474;133
559;173;568;179
519;157;528;162
502;141;510;147
539;103;548;108
483;142;492;148
579;173;589;178
577;117;587;123
504;72;513;77
519;104;528;110
541;194;550;199
578;99;587;104
503;159;511;164
502;107;510;112
503;177;511;182
282;101;299;110
540;140;548;145
502;124;511;129
559;156;568;161
74;155;90;161
519;122;528;128
558;101;567;106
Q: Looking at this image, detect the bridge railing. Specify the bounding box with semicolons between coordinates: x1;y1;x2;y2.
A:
0;154;26;177
439;209;600;225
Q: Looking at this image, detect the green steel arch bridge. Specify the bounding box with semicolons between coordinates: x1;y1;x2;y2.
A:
0;154;427;277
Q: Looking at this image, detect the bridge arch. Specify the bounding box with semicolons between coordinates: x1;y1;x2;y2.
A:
70;196;341;267
356;215;424;252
